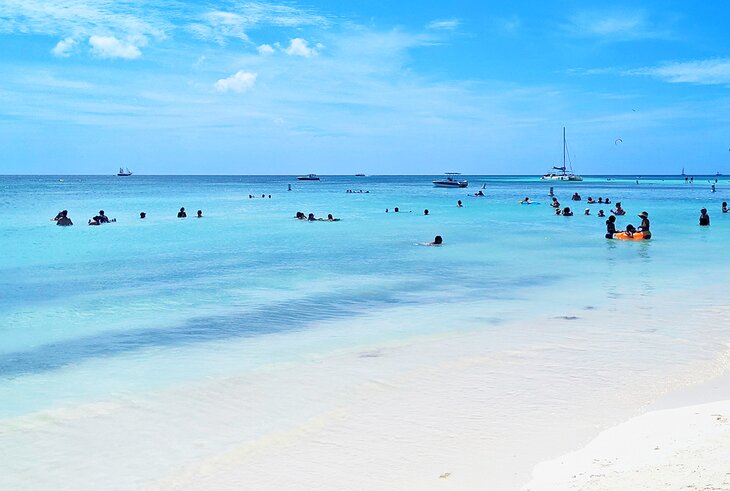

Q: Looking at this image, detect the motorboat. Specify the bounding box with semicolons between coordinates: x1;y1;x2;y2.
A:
297;174;320;180
117;167;133;176
541;127;583;181
433;172;468;188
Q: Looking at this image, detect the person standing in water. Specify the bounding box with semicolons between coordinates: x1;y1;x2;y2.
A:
699;208;710;226
637;211;651;239
177;207;187;218
55;210;73;226
605;215;617;239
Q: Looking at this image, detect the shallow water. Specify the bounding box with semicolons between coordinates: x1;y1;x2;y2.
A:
2;175;730;488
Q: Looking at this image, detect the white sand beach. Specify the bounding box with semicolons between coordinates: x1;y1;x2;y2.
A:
3;283;729;491
524;382;730;490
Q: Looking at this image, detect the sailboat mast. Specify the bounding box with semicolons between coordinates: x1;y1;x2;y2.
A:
563;127;566;174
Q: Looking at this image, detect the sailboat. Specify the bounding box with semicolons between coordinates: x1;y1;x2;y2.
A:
117;167;133;176
541;127;583;181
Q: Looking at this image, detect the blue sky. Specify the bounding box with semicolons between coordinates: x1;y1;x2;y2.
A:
2;1;730;174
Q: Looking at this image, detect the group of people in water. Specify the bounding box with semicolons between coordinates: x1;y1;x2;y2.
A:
295;211;339;221
53;207;204;225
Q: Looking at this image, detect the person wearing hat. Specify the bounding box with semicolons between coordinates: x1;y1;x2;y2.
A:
699;208;710;226
637;211;651;239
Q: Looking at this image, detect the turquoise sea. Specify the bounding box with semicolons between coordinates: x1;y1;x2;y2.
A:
2;174;730;488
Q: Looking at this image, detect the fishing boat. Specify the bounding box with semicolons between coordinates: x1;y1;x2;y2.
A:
541;127;583;181
297;174;320;181
117;167;133;176
433;172;468;188
355;173;366;177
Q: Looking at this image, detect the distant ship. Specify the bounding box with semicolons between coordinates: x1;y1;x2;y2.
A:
355;173;366;177
541;127;583;181
433;172;468;188
117;167;133;176
297;174;320;181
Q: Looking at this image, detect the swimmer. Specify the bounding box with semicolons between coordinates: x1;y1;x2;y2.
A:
597;209;605;217
612;202;625;215
605;198;611;204
637;211;651;239
421;235;443;246
197;210;203;218
424;209;429;216
96;210;109;223
699;208;710;226
326;213;340;221
555;208;561;216
584;208;590;215
55;210;73;226
598;197;603;204
520;197;532;204
587;197;596;204
474;190;485;197
551;197;560;208
605;215;617;239
308;213;316;221
140;212;146;219
571;192;581;201
624;224;637;237
394;207;399;213
457;200;463;207
562;207;573;216
52;210;66;221
177;207;187;218
723;202;728;213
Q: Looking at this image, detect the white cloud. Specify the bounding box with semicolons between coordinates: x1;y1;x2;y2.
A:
89;35;142;59
426;19;460;30
215;70;258;93
51;36;77;57
284;38;322;57
627;59;730;85
191;11;249;44
565;10;668;41
257;44;275;55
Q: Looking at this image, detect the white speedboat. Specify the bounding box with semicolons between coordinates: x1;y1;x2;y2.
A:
297;174;320;181
433;172;468;188
541;128;583;181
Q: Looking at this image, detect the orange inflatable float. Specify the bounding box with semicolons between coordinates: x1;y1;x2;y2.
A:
613;231;647;240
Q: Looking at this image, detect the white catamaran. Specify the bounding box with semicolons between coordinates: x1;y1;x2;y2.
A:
541;127;583;181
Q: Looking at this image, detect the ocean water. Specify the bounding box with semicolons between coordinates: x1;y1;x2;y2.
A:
2;174;730;488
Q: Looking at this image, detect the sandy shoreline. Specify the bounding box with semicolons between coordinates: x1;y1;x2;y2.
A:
2;285;730;490
523;338;730;490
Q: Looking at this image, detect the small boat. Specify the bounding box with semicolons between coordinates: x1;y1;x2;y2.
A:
117;167;133;176
297;174;320;181
541;127;583;181
433;173;468;188
355;173;366;177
